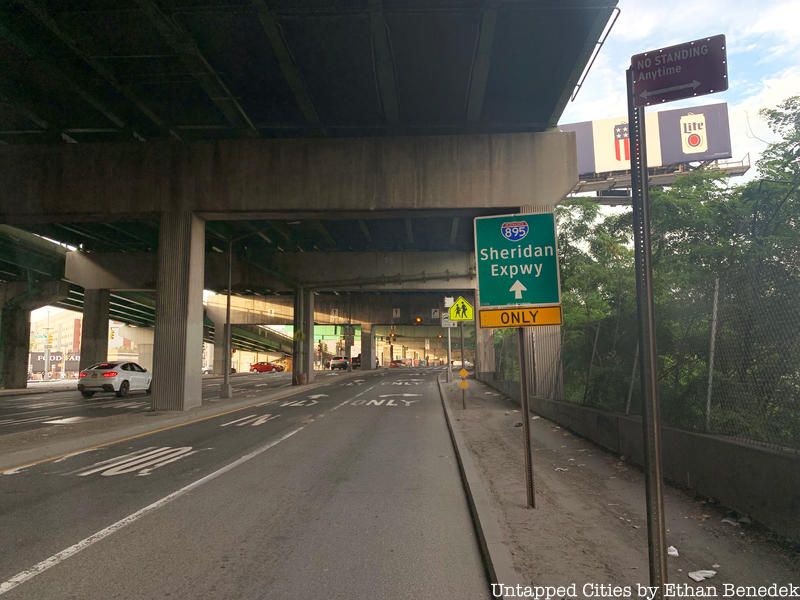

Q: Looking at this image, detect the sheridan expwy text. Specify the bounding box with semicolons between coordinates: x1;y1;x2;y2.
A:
491;263;543;279
479;244;554;261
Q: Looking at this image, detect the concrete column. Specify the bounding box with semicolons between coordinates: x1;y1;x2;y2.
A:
475;325;496;382
0;306;31;389
292;289;304;385
212;319;226;376
78;289;110;371
361;326;376;370
291;287;315;385
0;280;69;389
152;212;205;411
302;288;314;382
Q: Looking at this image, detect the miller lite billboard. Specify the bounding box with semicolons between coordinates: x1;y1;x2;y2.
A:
559;102;731;176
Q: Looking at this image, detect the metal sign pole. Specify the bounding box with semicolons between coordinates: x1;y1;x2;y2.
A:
627;67;667;596
447;327;452;383
517;327;535;508
460;322;466;409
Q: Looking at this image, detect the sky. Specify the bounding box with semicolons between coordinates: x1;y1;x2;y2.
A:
558;0;800;180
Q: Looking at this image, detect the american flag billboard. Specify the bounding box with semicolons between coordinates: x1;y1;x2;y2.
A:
559;102;731;176
613;123;630;162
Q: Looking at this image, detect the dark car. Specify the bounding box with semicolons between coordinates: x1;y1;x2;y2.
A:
351;356;361;369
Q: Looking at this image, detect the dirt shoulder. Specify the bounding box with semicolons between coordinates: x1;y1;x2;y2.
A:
441;377;799;589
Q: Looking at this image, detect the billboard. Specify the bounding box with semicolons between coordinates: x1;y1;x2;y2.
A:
559;102;731;176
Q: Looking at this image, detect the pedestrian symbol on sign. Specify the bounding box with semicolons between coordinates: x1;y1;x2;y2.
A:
448;296;474;322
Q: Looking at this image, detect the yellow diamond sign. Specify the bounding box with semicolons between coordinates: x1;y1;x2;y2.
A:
458;380;469;390
459;368;469;379
448;296;474;322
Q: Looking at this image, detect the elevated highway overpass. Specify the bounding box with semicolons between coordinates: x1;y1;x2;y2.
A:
0;0;618;410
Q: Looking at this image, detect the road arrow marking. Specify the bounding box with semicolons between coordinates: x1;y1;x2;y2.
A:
308;394;328;399
510;280;527;299
640;80;700;98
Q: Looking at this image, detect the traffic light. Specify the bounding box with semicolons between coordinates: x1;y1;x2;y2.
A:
47;333;53;346
110;328;116;340
414;316;423;325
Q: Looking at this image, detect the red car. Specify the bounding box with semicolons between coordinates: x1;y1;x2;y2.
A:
250;362;284;373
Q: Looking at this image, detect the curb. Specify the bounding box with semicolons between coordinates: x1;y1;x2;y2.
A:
0;369;372;472
436;377;525;598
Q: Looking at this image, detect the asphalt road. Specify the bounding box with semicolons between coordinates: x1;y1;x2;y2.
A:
0;372;293;435
0;368;487;599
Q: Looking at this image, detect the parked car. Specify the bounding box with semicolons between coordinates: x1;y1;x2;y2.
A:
250;362;284;373
78;362;151;398
350;355;361;369
389;359;405;368
329;356;350;370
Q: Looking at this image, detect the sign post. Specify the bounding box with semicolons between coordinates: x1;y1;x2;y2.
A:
474;213;563;508
627;34;727;600
447;327;452;382
449;297;474;409
441;306;458;381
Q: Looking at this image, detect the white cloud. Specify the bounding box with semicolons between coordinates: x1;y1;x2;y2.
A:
727;66;800;175
559;0;800;182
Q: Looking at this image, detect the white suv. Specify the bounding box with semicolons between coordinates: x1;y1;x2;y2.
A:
329;356;350;370
78;362;152;398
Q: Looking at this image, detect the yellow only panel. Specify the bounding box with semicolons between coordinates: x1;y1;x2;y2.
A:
478;306;562;328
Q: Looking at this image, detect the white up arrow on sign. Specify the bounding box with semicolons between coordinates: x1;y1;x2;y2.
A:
509;280;527;300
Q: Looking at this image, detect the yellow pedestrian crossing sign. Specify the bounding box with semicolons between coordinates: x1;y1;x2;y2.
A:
448;296;474;321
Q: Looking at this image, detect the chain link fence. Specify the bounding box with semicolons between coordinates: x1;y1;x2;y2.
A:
553;269;800;453
484;268;800;452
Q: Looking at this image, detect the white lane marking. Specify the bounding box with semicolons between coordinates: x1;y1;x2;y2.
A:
255;383;270;387
221;414;278;427
0;426;304;596
280;399;318;407
329;383;378;412
74;447;197;477
0;415;60;426
307;394;328;399
350;392;421;407
42;416;89;425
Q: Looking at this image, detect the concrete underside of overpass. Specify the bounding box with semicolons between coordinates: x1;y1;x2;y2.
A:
0;130;576;410
0;0;617;410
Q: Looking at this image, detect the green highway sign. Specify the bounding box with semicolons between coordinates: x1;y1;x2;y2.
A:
473;213;561;309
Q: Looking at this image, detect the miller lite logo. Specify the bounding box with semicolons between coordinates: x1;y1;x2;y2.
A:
680;113;707;154
501;221;528;242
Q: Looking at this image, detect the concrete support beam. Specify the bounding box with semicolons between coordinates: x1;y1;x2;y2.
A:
78;289;110;371
475;325;495;380
67;249;475;293
151;212;205;411
291;288;314;385
212;323;227;376
0;306;31;389
361;326;376;371
0;131;577;220
0;280;70;389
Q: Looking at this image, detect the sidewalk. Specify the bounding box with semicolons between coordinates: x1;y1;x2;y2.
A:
0;370;366;473
0;380;78;397
0;371;257;397
439;377;798;590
